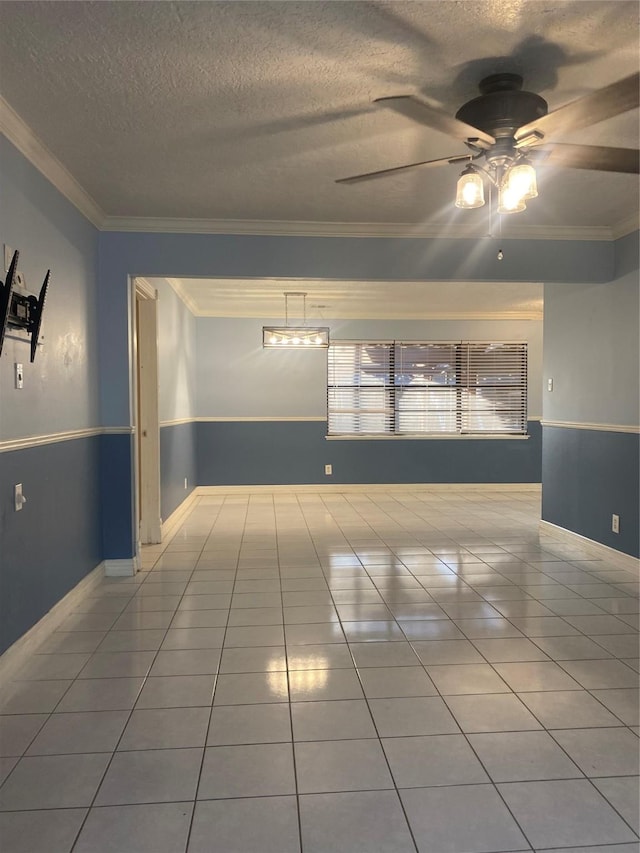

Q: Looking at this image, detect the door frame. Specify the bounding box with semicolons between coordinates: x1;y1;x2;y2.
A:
133;278;162;544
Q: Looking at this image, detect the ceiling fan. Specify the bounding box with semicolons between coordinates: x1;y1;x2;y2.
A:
336;71;640;214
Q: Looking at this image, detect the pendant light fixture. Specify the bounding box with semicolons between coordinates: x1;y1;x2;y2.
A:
262;291;330;348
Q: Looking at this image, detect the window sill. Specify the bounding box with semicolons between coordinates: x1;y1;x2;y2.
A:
325;433;530;441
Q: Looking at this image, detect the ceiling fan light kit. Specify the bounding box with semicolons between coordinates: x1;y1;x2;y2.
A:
262;291;329;348
497;181;528;214
455;157;539;213
338;71;639;217
507;162;538;200
454;166;485;208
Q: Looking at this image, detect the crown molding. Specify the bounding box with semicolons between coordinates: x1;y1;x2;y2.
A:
611;212;640;239
100;215;618;241
1;96;105;228
165;278;199;315
135;277;157;300
193;308;543;320
2;101;634;242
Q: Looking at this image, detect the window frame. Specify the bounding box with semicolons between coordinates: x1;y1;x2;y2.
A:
326;339;529;439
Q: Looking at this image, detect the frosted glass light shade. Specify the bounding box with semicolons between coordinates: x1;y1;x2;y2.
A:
497;184;526;214
263;326;329;347
507;163;538;200
455;171;485;208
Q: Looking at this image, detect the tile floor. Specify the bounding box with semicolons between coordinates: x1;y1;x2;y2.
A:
0;489;638;853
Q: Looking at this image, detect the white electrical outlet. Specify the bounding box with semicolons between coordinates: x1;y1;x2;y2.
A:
612;514;620;534
184;477;188;489
547;378;554;391
14;483;27;512
15;363;24;389
325;464;332;475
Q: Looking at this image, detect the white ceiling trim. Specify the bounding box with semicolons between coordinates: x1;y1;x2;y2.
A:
611;212;640;239
1;96;104;228
1;101;635;243
134;277;158;300
158;276;543;319
101;215;616;242
165;278;199;315
194;308;543;320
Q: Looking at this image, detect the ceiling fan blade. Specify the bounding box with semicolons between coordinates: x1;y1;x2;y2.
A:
536;143;639;173
336;154;472;185
515;72;640;144
375;96;495;148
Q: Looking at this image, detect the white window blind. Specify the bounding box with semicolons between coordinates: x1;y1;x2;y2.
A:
327;341;527;436
327;342;394;434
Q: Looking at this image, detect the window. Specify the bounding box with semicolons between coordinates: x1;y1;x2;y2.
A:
327;341;527;436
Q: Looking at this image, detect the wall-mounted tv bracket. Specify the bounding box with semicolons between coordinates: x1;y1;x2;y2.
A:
0;250;50;362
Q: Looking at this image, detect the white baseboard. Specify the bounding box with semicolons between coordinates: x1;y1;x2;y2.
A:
0;562;105;687
196;483;542;495
104;557;139;577
539;520;640;577
161;489;200;540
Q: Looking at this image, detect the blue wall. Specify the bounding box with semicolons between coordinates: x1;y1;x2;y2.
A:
99;433;135;560
196;316;543;420
541;231;639;557
193;314;543;489
94;228;622;558
154;277;197;424
0;437;102;653
151;278;198;521
98;230;615;429
160;422;197;519
0;137;104;655
198;420;541;486
542;427;639;558
0;137;100;439
1;128;636;658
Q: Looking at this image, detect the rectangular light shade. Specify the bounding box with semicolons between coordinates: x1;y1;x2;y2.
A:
263;326;330;348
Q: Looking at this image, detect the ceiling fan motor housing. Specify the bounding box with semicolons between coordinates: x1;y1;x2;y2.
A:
455;73;548;140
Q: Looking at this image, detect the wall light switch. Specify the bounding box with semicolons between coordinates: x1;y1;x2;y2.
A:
15;363;24;389
325;464;332;475
547;378;554;392
14;483;27;512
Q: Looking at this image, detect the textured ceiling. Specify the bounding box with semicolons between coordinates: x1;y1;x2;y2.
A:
150;277;543;319
0;0;638;230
